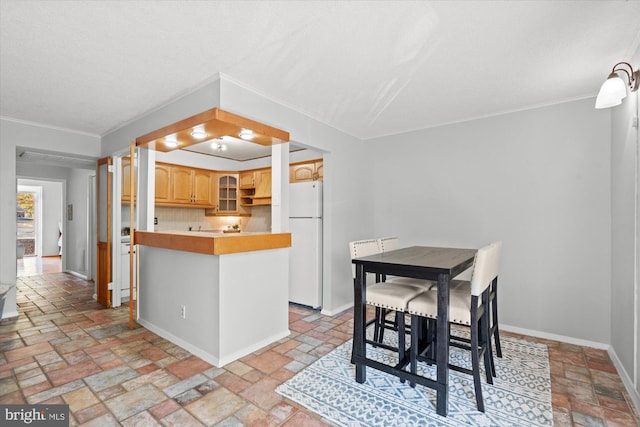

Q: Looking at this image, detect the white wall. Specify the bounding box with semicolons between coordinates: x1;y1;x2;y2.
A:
101;79;221;156
67;168;93;276
16;164;93;276
18;179;63;256
0;119;100;318
610;50;640;395
219;77;374;314
101;77;373;315
369;98;611;344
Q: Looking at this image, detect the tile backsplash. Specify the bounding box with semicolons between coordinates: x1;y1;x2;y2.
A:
154;206;271;232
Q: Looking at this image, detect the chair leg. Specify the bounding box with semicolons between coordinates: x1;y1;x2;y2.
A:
470;319;485;412
482;292;496;379
397;311;406;383
485;326;496;378
409;314;419;388
480;309;494;385
491;293;502;358
378;309;387;343
373;307;382;345
397;311;406;362
427;318;437;363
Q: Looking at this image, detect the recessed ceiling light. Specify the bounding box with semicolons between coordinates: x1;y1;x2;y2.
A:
164;139;178;148
239;129;254;140
191;129;207;139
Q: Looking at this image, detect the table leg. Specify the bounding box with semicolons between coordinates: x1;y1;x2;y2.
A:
436;273;450;416
354;263;366;383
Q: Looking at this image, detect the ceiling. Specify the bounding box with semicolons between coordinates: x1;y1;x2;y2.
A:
183;136;304;162
2;1;640;142
16;147;98;170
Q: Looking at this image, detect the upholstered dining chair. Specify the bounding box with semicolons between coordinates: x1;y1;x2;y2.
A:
349;239;423;359
449;242;503;363
406;241;502;412
375;237;435;342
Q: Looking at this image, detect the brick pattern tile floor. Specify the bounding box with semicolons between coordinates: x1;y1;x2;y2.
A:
1;273;639;426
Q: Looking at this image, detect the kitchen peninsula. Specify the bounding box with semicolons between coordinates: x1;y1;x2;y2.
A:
130;108;294;367
135;230;291;367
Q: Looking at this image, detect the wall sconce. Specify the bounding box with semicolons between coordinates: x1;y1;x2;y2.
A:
595;62;639;109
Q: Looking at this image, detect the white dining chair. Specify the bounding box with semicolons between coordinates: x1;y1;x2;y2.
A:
374;237;435;343
406;241;501;412
349;239;422;359
448;242;503;363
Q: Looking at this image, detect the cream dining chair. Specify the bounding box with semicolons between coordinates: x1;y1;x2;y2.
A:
449;243;503;363
406;241;502;412
349;239;423;359
375;237;435;343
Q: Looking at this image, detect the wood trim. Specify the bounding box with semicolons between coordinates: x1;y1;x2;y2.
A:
135;108;289;152
214;233;291;255
290;158;322;167
135;231;291;255
129;141;135;330
96;156;112;308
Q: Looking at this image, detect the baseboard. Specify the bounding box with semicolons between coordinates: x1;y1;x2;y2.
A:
321;302;353;317
1;310;19;320
137;318;290;368
216;330;291;367
500;323;609;349
607;347;640;415
138;318;223;367
67;270;89;280
502;323;640;414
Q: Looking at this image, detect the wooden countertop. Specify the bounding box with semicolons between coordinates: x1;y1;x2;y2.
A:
134;231;291;255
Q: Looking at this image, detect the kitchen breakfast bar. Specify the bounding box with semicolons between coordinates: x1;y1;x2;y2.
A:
134;230;292;367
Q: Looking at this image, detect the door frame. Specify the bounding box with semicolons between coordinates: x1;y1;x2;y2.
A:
96;156;112;307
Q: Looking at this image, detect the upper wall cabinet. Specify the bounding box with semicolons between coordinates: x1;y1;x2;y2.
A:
155;162;216;208
215;173;239;214
240;168;272;208
290;159;323;183
155;163;171;203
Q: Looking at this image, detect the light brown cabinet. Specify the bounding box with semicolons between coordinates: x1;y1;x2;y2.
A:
290;159;323;183
240;171;255;189
216;174;238;214
155;163;171;203
240;168;272;207
314;160;323;181
155;162;215;208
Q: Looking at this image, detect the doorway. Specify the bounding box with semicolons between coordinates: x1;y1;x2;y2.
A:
16;185;40;257
16;181;63;276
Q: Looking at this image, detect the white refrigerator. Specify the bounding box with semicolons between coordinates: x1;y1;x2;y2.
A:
289;181;323;309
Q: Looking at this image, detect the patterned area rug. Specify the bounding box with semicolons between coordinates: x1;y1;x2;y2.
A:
276;332;553;426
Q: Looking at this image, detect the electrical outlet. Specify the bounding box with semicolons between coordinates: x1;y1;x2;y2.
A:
180;305;186;319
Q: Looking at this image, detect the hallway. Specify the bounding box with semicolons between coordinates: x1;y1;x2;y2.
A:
0;273;638;426
17;255;62;277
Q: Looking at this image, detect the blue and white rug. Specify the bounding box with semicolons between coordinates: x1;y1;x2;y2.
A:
276;331;553;426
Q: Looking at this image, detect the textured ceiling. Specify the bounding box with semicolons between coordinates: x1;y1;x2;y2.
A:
1;1;640;140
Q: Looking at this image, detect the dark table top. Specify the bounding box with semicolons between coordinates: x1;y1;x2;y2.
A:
352;246;476;279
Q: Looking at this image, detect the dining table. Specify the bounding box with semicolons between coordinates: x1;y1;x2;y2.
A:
351;245;476;416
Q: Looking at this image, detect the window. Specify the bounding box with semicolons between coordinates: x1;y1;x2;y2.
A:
17;191;36;256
